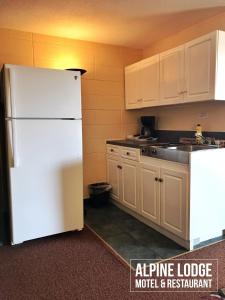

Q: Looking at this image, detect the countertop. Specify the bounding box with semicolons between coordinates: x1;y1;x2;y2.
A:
106;139;158;148
106;139;222;165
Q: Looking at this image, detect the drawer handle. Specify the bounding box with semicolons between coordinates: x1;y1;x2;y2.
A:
117;165;122;169
110;149;114;152
126;152;130;155
155;177;159;181
159;178;163;183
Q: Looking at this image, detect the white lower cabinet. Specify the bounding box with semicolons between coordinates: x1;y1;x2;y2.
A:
160;167;188;240
107;157;121;202
106;145;189;247
121;159;138;211
140;161;188;240
107;143;225;250
140;164;160;225
107;146;139;211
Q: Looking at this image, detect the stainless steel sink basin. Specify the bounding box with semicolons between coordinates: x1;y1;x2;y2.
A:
141;143;219;164
166;144;218;151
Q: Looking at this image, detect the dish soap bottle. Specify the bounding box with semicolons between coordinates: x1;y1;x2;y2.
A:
195;124;203;144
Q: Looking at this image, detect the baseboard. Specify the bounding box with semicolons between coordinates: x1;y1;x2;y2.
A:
0;211;10;245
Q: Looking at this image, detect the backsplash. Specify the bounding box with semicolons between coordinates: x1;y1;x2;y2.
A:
156;130;225;143
154;102;225;132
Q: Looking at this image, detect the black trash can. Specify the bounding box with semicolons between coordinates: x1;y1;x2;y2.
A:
88;182;112;207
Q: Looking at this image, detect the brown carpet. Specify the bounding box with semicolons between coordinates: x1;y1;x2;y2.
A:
0;227;224;300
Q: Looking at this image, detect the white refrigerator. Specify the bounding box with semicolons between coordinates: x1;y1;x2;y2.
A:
3;64;83;245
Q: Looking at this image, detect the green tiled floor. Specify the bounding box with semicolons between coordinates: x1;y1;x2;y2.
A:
85;202;187;265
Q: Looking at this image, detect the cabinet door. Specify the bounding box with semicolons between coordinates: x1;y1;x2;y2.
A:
160;46;185;105
121;159;138;211
160;168;188;239
107;157;121;202
184;32;216;102
140;164;160;225
125;64;142;109
141;55;160;107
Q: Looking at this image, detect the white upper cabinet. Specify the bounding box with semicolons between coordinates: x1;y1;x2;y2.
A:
160;45;185;105
141;56;160;107
125;55;160;109
124;62;141;108
184;32;216;102
125;30;225;109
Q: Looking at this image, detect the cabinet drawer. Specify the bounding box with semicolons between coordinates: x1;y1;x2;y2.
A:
121;147;140;161
107;145;120;156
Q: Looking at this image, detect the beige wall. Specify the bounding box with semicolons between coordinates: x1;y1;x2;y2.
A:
141;11;225;132
0;27;142;196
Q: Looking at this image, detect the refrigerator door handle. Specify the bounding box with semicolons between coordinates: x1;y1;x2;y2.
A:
7;119;19;168
8;68;16;118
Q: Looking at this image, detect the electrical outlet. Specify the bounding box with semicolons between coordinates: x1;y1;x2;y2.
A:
199;112;208;119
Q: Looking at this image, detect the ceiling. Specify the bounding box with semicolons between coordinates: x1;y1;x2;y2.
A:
0;0;225;49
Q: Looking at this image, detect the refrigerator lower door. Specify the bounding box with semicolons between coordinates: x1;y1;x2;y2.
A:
6;119;83;245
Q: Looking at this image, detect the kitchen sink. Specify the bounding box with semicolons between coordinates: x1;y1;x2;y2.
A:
141;143;219;164
165;144;218;151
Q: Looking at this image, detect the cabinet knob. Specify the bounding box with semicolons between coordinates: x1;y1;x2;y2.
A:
126;152;130;155
110;149;114;152
117;165;122;169
159;178;163;183
155;177;158;181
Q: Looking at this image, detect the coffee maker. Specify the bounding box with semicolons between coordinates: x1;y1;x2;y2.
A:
139;116;156;140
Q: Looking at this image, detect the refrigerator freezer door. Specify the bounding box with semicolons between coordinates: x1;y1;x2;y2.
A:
4;64;82;119
7;119;83;244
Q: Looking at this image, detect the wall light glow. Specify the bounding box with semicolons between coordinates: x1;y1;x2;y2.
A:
51;53;82;70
